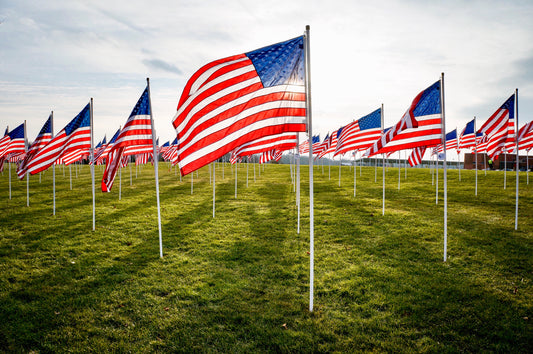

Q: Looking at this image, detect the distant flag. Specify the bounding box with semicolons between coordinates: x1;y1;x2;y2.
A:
334;108;382;156
102;86;153;192
477;93;515;159
172;35;307;176
313;133;329;156
459;118;476;150
317;129;341;159
518;121;533;151
408;146;427;167
437;129;458;153
364;80;441;156
260;149;283;164
17;116;53;179
95;128;121;165
0;123;26;159
233;132;297;158
24;103;91;175
300;135;319;154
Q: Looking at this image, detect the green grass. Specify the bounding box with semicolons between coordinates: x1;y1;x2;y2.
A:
0;162;532;352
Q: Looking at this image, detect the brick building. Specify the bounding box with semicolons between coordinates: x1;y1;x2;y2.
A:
464;153;533;170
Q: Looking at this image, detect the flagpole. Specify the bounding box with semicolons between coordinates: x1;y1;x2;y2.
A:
515;88;519;230
51;112;56;216
381;104;385;216
147;78;163;258
441;73;448;262
475;117;478;196
297;136;301;234
398;152;401;190
24;120;29;207
504;153;507;189
235;160;238;199
119;167;122;200
353;151;356;197
305;25;315;312
211;162;216;219
90;99;95;230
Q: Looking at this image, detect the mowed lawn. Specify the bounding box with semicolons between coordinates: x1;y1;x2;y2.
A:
0;161;532;352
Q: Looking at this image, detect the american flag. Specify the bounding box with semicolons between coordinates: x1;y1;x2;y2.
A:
233;132;297;158
364;80;441;156
135;153;153;166
437;129;458;153
102;86;153;192
477;93;515;159
25;104;91;175
172;36;307;176
260;149;283;164
317;129;341;159
0;123;26;159
408;146;427;167
95;128;120;165
458;118;476;151
518;121;533;151
61;149;88;165
334;108;382;157
299;135;319;154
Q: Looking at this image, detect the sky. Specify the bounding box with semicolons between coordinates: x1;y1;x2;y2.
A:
1;0;533;160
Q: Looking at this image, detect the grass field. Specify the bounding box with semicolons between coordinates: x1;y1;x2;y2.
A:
1;161;532;352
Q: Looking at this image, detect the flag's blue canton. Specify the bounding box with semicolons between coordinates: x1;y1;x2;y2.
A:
8;123;25;139
500;94;515;119
246;36;304;87
171;137;178;145
359;108;382;130
384;127;392;133
95;141;102;149
38;116;52;136
65;103;91;135
109;129;121;144
337;127;343;138
446;129;457;141
412;80;441;117
476;132;484;137
130;87;150;117
101;136;107;144
3;127;7;136
463;119;475;135
312;135;320;144
162;141;170;147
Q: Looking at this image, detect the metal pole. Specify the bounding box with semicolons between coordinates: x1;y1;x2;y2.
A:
381;104;385;216
475;117;478;196
90;99;95;231
147;78;163;258
305;25;315;312
24;120;29;206
441;73;448;262
213;162;216;218
515;88;519;230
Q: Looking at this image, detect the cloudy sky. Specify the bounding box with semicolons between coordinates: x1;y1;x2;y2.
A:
1;0;532;155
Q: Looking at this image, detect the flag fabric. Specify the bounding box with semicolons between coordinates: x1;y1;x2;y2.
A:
364;80;441;156
334;108;382;156
0;123;26;158
477;94;515;159
102;86;153;192
233;132;297;157
135;152;153;166
17;116;53;179
95;128;121;165
437;129;458;153
459;118;476;150
24;104;91;175
518;121;533;151
260;149;282;164
408;146;427;167
317;129;341;159
172;36;307;176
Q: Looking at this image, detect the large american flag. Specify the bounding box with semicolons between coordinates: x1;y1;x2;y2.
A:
102;86;153;192
25;104;91;175
334;108;382;157
17;116;51;181
172;36;307;176
364;80;441;156
477;93;515;159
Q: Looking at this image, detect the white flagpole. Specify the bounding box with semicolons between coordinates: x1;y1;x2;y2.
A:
398;152;401;190
129;157;132;186
527;149;529;185
381;104;385;216
504;153;507;190
24;120;29;207
353;151;356;197
119;167;122;200
235;161;238;199
441;73;448;262
253;156;256;182
515;88;519;230
147;78;163;258
436;155;439;205
90;99;95;231
305;25;315;312
475;117;478;196
69;165;72;190
246;157;249;188
297;142;301;235
213;162;216;218
338;156;341;186
50;112;56;216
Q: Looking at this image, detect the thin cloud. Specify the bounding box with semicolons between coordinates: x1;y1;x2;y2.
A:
143;59;182;75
